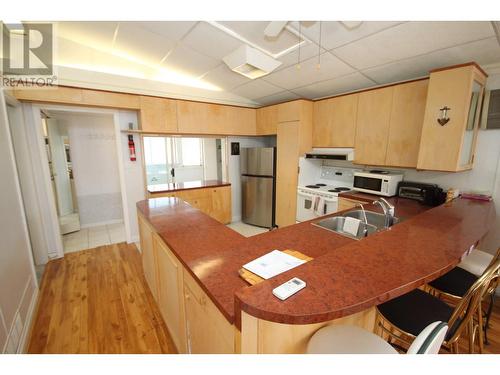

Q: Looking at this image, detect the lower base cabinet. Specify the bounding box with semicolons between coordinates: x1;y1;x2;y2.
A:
154;233;187;353
138;210;235;354
183;271;235;353
149;185;232;224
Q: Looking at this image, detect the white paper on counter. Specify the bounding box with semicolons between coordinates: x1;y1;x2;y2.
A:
242;250;306;280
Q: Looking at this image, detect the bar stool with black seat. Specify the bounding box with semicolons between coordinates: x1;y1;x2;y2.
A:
427;247;499;351
306;321;448;354
375;259;500;354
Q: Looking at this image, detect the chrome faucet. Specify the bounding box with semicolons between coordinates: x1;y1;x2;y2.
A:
355;203;369;237
373;198;395;228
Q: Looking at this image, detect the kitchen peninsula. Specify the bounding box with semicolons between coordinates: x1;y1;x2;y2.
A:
137;195;495;353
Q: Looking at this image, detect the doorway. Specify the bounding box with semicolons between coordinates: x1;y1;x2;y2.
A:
41;110;126;254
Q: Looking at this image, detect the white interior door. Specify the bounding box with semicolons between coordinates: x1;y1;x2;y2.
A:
46;119;73;216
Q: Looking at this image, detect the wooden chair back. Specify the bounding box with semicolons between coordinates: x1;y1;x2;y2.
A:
446;258;500;344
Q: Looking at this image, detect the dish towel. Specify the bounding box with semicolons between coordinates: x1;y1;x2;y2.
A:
343;217;361;236
314;197;324;216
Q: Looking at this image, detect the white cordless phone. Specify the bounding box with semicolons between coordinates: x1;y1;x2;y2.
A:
272;278;306;300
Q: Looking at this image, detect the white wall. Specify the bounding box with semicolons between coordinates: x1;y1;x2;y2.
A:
203;138;218;180
57;113;123;227
0;92;37;353
227;136;276;222
116;111;146;243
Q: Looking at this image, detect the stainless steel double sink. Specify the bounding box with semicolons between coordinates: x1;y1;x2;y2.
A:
312;209;400;240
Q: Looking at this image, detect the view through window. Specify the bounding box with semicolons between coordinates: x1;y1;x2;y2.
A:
143;136;225;186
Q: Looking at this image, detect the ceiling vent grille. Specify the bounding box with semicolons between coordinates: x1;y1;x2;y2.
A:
223;45;282;79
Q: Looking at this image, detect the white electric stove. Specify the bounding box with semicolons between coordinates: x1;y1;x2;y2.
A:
296;166;356;222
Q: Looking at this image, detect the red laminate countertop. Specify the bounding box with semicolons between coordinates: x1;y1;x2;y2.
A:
137;196;495;327
147;180;230;194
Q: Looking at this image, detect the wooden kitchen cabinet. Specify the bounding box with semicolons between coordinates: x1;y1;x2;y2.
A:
139;96;178;133
225;105;257;135
210;186;232;224
385;79;428;168
276;121;300;228
177;100;256;135
256;105;278;135
154;233;187;353
313;94;359;147
149;185;232;224
417;63;487;171
277;99;312;123
275;100;313;228
183;270;234;353
138;213;158;301
354;86;394;165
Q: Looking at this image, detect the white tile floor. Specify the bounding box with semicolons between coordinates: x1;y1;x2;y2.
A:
62;222;126;254
226;221;269;237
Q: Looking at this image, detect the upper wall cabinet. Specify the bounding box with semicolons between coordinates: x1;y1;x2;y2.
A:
313;94;359;147
176;100;256;135
417;64;487;172
256;105;278;135
354;86;394;165
385;80;428;168
139;96;178;133
353;80;429;168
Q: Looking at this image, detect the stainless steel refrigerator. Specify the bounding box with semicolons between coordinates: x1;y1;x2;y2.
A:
240;147;276;228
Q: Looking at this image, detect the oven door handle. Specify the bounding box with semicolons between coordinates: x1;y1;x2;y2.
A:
298;191;316;198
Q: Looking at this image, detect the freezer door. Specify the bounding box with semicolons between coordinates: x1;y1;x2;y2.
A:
240;147;274;176
242;175;273;228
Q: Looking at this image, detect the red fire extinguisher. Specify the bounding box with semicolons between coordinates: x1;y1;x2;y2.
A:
128;135;136;161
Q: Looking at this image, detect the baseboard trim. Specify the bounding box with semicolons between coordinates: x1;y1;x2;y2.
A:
18;286;38;353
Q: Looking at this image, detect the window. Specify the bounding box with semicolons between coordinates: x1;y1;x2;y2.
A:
144;137;167;166
178;138;202;166
143;136;226;185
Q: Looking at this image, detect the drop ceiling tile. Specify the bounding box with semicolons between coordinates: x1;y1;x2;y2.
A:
202;64;250;90
262;52;355;90
231;79;284;100
162;44;220;77
114;22;175;65
57;21;118;48
277;42;326;70
362;37;500;84
291;72;376;99
182;22;243;60
333;21;495;70
253;91;300;106
218;21;305;55
138;21;196;41
289;21;403;50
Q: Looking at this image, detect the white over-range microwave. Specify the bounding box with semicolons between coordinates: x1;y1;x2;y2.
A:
352;171;403;197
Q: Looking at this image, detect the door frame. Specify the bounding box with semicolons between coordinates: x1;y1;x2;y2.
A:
1;90;39;287
27;103;133;258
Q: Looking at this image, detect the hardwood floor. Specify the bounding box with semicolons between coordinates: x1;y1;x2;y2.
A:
27;242;499;354
27;243;177;354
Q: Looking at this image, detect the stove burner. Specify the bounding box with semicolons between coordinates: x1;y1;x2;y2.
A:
328;189;341;193
315;183;327;186
305;185;320;189
336;187;351;191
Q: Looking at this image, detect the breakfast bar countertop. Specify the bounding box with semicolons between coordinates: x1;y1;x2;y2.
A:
147;179;230;194
137;195;495;328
